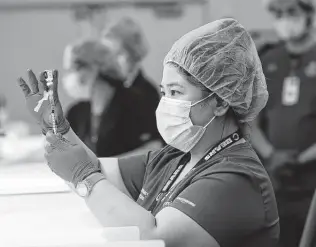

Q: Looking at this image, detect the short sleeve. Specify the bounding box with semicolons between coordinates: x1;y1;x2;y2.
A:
170;173;265;247
118;149;161;200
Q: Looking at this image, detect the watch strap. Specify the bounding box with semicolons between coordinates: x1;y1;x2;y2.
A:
84;172;106;196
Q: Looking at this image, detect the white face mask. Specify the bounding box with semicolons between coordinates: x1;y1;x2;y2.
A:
156;93;216;153
62;73;92;100
274;17;306;40
117;53;130;78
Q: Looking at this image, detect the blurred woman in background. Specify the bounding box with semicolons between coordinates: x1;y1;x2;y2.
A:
63;39;162;157
101;17;161;112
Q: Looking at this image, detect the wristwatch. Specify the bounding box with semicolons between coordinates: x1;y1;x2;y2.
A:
76;172;106;198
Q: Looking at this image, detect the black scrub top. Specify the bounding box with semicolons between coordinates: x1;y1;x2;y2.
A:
260;43;316;152
66;70;162;157
118;142;280;247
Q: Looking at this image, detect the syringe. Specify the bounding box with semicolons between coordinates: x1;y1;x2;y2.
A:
43;70;57;134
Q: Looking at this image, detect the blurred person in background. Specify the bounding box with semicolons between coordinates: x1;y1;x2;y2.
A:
252;0;316;246
63;39;162;157
101;17;161;111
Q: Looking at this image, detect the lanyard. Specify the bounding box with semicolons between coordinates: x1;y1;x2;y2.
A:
148;129;242;213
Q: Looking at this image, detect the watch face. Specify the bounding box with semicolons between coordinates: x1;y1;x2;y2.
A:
76;183;88;197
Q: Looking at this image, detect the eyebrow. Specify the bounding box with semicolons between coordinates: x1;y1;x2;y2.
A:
160;82;185;89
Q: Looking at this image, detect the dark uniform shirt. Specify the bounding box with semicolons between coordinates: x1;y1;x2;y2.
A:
260;43;316;152
118;142;280;247
67;70;161;157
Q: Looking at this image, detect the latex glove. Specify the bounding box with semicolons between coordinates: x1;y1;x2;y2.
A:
44;131;101;186
17;69;70;135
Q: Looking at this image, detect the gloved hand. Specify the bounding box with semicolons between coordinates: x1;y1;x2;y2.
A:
17;69;70;135
44;131;101;186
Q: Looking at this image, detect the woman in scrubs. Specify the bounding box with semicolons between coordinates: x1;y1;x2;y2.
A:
18;18;279;247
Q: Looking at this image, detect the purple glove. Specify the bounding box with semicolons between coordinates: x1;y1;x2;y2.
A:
17;69;70;135
44;131;101;186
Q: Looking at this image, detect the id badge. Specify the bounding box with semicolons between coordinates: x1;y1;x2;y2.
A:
282;76;300;106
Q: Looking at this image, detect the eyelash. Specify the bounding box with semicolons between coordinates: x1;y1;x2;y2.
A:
160;90;182;97
171;90;180;96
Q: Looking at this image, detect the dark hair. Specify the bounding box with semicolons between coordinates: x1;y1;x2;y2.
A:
306;15;314;29
299;1;315;14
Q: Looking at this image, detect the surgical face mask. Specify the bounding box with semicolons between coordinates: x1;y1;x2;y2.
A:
274;17;306;40
156;93;215;153
62;72;92;100
117;51;135;80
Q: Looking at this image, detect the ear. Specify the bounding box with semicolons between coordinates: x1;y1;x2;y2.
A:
213;100;229;117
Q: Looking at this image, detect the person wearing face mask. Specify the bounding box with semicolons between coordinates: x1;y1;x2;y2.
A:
63;39;162;157
251;0;316;246
100;17;163;155
18;19;279;247
101;17;160;110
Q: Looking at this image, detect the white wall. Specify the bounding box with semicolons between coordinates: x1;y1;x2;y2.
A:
0;0;275;134
209;0;273;30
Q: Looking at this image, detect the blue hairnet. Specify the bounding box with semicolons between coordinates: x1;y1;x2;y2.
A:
164;18;269;123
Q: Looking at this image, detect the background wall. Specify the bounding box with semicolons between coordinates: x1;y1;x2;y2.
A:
209;0;273;29
0;0;274;134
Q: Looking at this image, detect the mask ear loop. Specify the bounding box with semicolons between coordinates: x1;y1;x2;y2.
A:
191;92;215;107
203;115;216;129
190;92;216;128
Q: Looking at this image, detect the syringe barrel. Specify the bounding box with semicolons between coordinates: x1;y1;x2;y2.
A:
44;70;57;134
